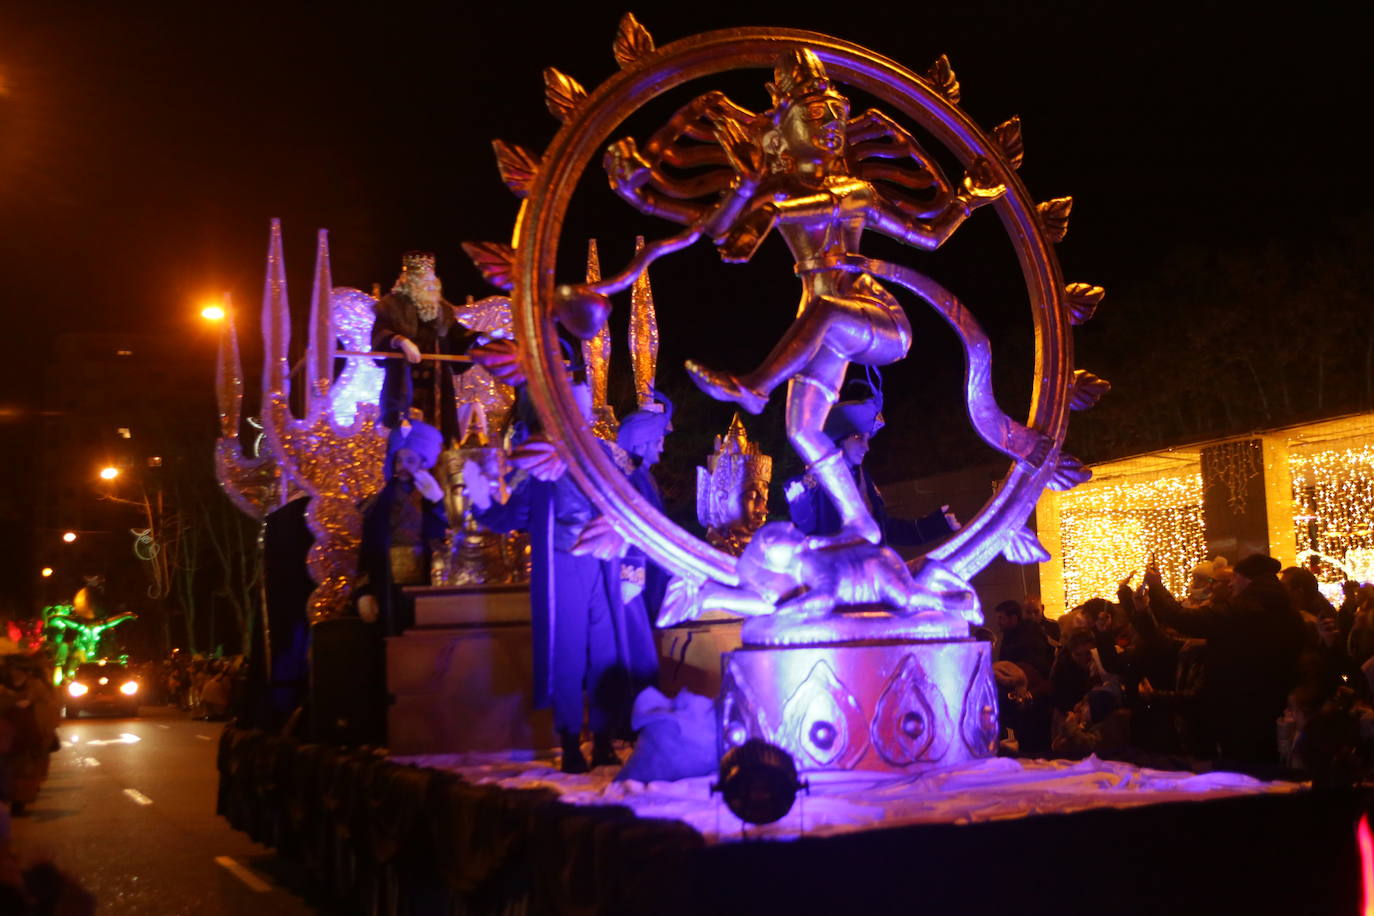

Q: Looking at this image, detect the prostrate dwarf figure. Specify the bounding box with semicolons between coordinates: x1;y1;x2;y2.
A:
697;415;773;557
783;381;957;548
355;420;448;637
660;521;978;645
372;251;478;443
466;364;658;774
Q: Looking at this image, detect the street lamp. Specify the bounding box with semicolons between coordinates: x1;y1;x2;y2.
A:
40;567;53;578
99;466;120;481
62;531;78;543
200;303;226;322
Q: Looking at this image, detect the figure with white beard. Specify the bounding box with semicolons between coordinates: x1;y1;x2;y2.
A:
372;251;478;443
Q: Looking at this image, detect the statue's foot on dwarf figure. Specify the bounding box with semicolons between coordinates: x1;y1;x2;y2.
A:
684;360;768;415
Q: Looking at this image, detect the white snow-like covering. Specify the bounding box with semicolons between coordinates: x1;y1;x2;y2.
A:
391;750;1304;843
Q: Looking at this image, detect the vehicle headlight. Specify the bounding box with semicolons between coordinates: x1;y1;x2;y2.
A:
120;681;139;696
68;682;89;698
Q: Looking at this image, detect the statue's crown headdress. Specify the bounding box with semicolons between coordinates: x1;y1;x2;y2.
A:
696;414;773;531
767;49;833;107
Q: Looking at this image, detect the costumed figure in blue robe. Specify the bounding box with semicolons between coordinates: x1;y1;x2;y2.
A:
371;251;478;444
355;420;448;637
467;376;659;773
614;394;675;629
784;380;958;547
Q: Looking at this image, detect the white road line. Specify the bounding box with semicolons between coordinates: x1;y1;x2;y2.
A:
123;788;153;806
81;757;100;767
196;734;212;741
158;724;171;730
214;856;272;893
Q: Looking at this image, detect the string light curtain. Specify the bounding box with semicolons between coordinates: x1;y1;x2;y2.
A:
1057;472;1207;609
1290;441;1374;584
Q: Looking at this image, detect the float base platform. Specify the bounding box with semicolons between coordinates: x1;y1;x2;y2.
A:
217;726;1363;916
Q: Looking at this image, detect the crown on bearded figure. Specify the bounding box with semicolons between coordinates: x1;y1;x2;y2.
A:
696;414;773;531
401;250;437;273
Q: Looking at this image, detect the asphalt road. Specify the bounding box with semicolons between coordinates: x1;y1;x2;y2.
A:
10;706;322;915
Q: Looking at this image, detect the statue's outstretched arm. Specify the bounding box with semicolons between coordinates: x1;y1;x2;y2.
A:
848;109;953;220
604;138;710;225
606;91;765;230
865;158;1004;251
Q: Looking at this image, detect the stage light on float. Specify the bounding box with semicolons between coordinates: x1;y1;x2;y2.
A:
120;681;138;696
712;739;809;826
67;681;88;698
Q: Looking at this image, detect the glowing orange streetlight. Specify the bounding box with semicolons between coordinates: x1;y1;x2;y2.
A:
200;303;226;322
99;466;120;481
40;567;53;578
62;531;78;543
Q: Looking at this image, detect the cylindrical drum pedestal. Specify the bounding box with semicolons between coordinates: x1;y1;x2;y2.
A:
720;639;998;774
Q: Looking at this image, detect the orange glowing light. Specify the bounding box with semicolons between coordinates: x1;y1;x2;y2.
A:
40;567;53;578
62;531;77;543
200;304;226;321
99;466;120;480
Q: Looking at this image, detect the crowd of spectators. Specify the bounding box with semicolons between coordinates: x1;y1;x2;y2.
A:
147;652;244;720
0;647;248;912
989;554;1374;785
0;653;93;913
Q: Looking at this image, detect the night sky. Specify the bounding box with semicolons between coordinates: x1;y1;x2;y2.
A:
0;0;1368;487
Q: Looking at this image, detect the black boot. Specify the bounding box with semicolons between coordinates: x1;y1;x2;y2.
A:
591;732;619;768
560;731;588;774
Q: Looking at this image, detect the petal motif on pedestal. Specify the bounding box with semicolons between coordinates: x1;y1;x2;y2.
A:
871;654;946;766
781;659;868;770
720;656;767;752
959;653;999;758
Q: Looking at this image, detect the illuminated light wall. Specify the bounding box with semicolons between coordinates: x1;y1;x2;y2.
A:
1290;435;1374;585
1052;471;1207;612
1038;414;1374;615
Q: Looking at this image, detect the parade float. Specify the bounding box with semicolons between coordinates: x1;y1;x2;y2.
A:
215;15;1360;915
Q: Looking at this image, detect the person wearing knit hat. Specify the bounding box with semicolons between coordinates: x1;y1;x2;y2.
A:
616;393;674;621
1185;555;1234;608
468;356;658;774
783;379;957;548
1143;553;1305;764
356;419;449;639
